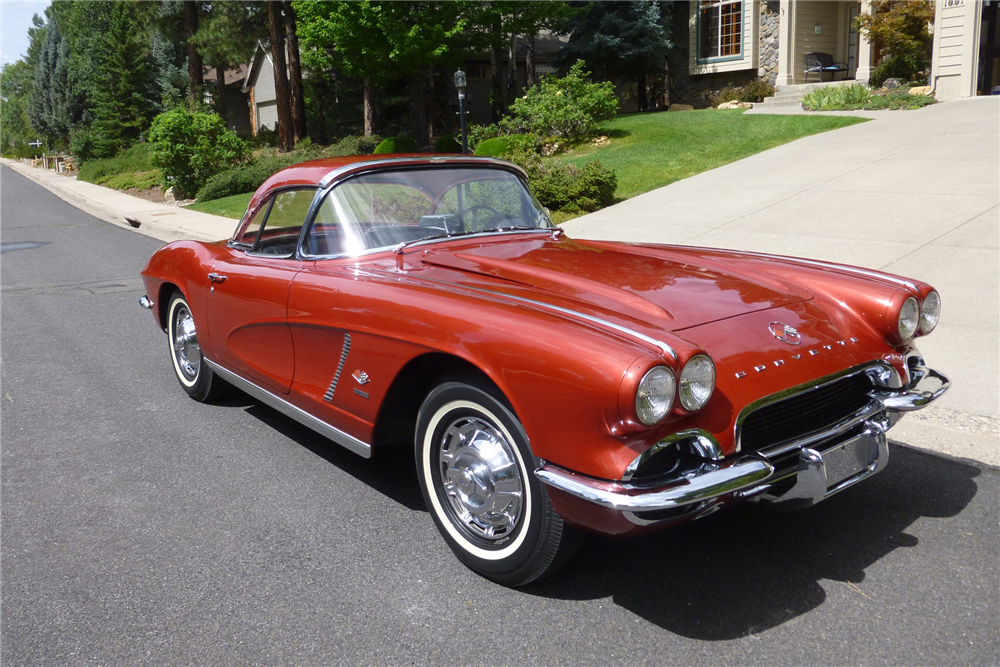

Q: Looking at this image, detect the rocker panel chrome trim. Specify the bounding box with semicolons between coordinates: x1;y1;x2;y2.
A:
206;360;371;458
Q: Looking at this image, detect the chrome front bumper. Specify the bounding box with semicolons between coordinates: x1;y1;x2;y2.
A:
536;365;950;519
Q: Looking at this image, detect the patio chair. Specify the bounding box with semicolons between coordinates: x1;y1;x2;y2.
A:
804;53;849;83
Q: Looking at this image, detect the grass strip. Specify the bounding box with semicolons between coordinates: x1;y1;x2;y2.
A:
185;192;253;219
556;110;867;201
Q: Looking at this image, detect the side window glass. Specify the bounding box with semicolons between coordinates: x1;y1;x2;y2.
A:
234;198;270;246
251;189;316;256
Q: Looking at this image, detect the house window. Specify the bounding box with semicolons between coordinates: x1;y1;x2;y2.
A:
699;0;743;60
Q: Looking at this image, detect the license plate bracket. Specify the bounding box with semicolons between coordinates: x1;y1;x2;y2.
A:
823;435;876;488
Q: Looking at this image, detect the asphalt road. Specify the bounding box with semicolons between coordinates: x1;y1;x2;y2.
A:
2;164;997;666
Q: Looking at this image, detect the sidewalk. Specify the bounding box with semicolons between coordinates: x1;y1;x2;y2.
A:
0;158;235;244
565;96;999;465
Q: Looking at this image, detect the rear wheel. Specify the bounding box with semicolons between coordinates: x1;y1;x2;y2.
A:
415;379;582;586
166;292;226;402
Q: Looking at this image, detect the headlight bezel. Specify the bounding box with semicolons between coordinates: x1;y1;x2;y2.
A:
635;365;676;426
897;296;919;342
919;290;941;335
678;354;716;412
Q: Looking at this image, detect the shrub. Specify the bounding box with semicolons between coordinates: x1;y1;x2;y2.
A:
468;124;501;151
10;143;43;159
148;108;251;198
475;133;541;158
473;137;510;158
373;134;418;154
709;80;776;106
69;129;97;163
739;79;776;103
323;134;382;157
801;83;931;111
530;161;617;213
77;143;153;184
253;125;280;148
801;84;871;110
294;136;319;152
870;54;920;87
195;153;304;202
102;170;161;191
506;60;618;139
433;134;462;154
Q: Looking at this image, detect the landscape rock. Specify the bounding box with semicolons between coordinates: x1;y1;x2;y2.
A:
883;78;905;89
716;100;753;109
908;86;933;96
164;187;176;202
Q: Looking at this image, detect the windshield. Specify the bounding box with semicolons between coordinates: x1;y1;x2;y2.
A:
302;167;554;257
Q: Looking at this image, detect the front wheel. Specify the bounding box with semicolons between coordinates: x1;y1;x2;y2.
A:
166;291;227;402
415;380;582;586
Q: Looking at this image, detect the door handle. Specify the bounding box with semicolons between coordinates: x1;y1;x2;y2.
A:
208;272;228;283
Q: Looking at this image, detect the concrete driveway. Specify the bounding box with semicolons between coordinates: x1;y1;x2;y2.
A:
564;96;999;465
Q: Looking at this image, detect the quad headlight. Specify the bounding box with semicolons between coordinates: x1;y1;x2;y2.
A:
636;366;675;425
898;296;919;341
679;354;716;412
920;290;941;334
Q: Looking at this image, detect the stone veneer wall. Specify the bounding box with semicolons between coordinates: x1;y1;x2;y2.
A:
758;1;780;85
668;1;781;107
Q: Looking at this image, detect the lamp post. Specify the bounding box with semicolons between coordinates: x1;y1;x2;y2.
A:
455;69;468;154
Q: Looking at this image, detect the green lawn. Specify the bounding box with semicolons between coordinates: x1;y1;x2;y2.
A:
557;109;868;201
184;110;866;220
185;192;253;219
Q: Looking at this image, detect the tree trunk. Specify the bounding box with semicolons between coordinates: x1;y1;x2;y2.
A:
411;74;429;149
283;1;307;143
426;72;435;141
363;78;375;137
214;60;228;125
267;0;293;152
489;19;503;122
663;60;670;109
637;70;647;112
526;34;536;89
507;33;518;102
184;0;202;110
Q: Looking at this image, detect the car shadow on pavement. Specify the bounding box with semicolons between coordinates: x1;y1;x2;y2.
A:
242;403;427;512
524;444;984;640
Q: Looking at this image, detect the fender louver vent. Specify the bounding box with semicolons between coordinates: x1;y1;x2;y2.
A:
323;333;352;402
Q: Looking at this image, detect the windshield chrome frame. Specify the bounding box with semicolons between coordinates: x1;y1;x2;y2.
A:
297;161;552;262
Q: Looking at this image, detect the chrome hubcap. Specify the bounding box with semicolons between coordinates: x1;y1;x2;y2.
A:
172;306;200;380
438;416;523;541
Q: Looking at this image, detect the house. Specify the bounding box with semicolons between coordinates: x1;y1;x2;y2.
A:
242;43;279;135
203;65;252;136
931;0;999;99
669;0;875;104
673;0;998;106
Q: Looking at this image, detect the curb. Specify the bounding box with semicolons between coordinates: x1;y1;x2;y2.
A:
1;158;234;244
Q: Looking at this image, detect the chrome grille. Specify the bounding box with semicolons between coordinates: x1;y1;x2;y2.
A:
738;371;876;453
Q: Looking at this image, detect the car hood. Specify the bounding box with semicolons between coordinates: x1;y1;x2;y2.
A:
418;236;814;331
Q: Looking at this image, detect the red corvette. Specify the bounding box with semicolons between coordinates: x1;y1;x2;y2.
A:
140;155;949;585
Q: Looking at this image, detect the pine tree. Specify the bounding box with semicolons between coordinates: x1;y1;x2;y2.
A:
558;1;672;112
89;2;153;157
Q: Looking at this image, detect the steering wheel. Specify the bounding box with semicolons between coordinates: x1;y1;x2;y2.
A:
460;204;501;228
